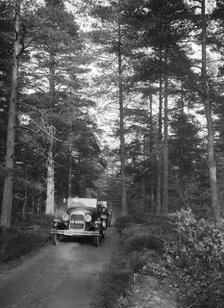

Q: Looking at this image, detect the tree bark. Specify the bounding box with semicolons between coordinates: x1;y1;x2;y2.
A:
201;0;220;221
45;125;55;215
1;1;21;227
156;77;163;214
162;76;169;213
118;3;127;216
68;141;72;199
22;185;27;221
45;53;56;215
149;94;155;209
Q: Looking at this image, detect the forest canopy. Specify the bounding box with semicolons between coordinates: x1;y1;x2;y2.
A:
1;0;224;226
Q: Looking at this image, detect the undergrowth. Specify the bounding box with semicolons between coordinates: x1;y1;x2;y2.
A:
0;213;52;263
0;228;48;262
114;214;148;234
14;213;53;230
166;208;224;308
103;210;224;308
92;214;169;308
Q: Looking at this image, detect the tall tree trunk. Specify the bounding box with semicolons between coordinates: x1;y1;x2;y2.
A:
22;185;27;221
118;4;127;216
1;2;21;227
156;77;163;214
201;0;220;221
45;125;55;215
68;142;72;199
45;54;55;215
163;76;169;213
142;124;146;208
22;164;28;220
149;94;155;209
142;179;145;208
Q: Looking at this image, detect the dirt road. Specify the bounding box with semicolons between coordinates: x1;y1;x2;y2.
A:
0;206;121;308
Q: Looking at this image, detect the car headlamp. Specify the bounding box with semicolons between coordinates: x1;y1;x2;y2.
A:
62;214;69;221
85;214;92;222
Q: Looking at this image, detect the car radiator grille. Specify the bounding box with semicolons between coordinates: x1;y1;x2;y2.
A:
70;214;85;229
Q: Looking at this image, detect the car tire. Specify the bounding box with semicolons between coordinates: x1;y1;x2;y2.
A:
94;235;100;247
52;233;60;246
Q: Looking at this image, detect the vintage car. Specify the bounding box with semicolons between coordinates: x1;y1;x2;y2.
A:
51;198;108;247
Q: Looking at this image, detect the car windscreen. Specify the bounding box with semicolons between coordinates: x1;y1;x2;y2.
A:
67;206;96;214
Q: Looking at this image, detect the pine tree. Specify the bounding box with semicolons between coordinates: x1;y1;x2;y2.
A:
119;0;190;213
28;0;81;214
0;1;12;202
89;0;128;215
1;0;24;227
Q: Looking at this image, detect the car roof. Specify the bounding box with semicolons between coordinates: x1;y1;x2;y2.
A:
67;198;98;209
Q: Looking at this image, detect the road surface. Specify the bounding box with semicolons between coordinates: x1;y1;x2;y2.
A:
0;206;121;308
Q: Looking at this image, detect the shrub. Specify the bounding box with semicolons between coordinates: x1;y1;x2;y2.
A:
125;234;164;254
14;213;53;230
0;227;49;262
114;214;148;234
166;208;224;308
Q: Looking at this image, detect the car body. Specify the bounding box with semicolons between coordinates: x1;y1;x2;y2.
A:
51;198;107;247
